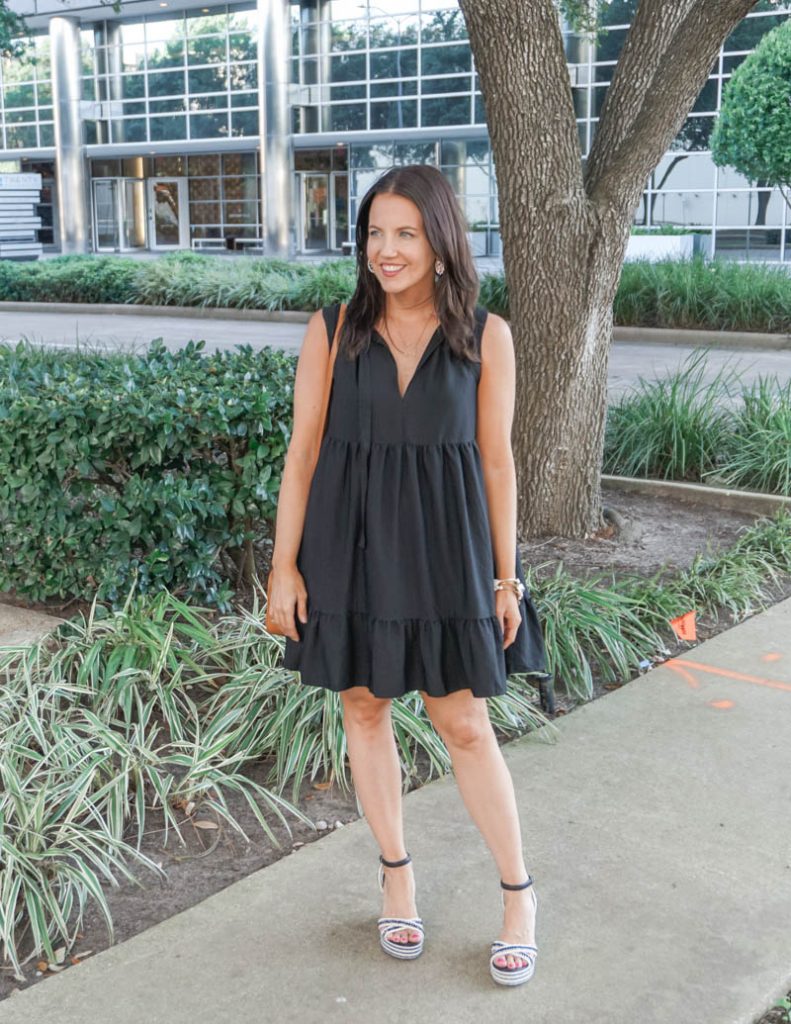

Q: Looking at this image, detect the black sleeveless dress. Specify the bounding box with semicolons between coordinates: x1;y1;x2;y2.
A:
282;302;549;699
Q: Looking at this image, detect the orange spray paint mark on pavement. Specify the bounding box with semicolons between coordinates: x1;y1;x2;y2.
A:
667;658;791;694
762;652;782;663
708;699;735;709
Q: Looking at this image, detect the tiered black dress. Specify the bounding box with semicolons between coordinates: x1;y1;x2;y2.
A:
282;302;549;699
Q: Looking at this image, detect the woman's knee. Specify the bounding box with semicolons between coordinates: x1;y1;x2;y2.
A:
340;685;391;729
422;691;492;749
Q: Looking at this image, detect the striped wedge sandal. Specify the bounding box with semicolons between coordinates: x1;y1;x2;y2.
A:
377;852;425;960
489;875;538;987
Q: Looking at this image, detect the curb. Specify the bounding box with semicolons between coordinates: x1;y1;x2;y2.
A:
0;301;313;323
1;303;790;349
602;474;791;516
612;325;791;350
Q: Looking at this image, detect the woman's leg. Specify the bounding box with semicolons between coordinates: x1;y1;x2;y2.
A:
420;688;536;971
339;686;420;944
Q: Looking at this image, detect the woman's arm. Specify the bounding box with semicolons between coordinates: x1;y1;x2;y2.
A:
268;309;330;640
477;311;518;580
271;308;332;570
476;312;521;649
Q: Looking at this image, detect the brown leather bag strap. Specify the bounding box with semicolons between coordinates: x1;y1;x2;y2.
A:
314;302;345;458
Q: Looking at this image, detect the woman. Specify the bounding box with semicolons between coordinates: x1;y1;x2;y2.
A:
267;164;549;987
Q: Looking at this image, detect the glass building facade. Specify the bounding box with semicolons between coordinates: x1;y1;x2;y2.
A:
0;0;789;259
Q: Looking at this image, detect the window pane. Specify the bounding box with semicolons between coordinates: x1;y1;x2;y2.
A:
350;143;393;168
150;115;186;140
153;155;184;175
189;154;220;175
191;201;221;224
421;95;470;126
422;74;471;95
651;153;716;191
691;77;718;114
330;53;366;82
420;43;471;76
223;174;257;200
188;66;227;92
370;79;417;98
190;178;220;201
223;151;256;174
149;97;185;114
187;12;228;36
394;141;436;163
322;103;366;131
671;116;713;152
149;70;186;96
725;13;789;51
330;20;368;52
224;200;258;222
3;82;34;108
369;16;419;47
147;39;185;69
370;48;417;79
190;112;229;137
189;93;227;110
421;9;468;42
230;110;257;135
187;36;227;64
228;32;256;62
370;99;417;129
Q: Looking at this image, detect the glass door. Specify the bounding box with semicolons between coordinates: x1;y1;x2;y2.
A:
301;172;329;250
146;177;189;249
92;178;147;252
93;179;119;250
331;171;348;250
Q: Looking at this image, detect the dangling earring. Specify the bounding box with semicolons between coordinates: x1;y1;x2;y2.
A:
367;258;375;272
435;259;445;277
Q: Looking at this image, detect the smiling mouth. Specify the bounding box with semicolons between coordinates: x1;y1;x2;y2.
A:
380;264;405;274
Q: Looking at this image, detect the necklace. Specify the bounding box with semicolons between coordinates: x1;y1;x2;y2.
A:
382;306;439;358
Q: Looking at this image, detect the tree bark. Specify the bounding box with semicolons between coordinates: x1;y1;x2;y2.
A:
459;0;758;540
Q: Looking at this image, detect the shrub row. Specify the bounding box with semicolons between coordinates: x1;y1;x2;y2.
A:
2;252;791;332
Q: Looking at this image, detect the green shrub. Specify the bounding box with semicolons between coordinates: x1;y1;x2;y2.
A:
0;338;296;610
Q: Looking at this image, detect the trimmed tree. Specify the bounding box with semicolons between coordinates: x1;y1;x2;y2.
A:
458;0;777;538
711;15;791;213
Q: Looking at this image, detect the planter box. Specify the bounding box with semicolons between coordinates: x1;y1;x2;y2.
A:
626;233;695;262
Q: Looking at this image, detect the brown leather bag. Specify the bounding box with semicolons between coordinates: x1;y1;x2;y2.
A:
265;304;346;636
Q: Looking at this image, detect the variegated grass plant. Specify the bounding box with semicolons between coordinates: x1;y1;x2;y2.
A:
604;348;791;497
3;505;790;978
0;580;551;977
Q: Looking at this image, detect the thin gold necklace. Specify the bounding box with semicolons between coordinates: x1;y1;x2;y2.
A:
382;306;438;357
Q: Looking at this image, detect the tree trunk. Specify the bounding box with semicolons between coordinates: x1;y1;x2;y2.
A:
459;0;758;540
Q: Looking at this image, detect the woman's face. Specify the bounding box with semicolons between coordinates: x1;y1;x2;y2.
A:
366;192;436;297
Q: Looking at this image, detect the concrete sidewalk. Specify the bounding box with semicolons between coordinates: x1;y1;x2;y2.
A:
2;597;790;1023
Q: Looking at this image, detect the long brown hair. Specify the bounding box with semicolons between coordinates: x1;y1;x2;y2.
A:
340;164;480;364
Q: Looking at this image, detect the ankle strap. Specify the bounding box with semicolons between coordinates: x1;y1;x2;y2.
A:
500;873;534;891
380;852;411;869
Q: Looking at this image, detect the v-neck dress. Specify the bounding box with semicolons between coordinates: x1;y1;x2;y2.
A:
282;302;550;699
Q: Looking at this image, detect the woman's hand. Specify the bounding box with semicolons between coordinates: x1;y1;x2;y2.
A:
495;588;521;650
267;564;309;641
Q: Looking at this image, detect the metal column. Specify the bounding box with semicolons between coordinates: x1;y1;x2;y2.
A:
50;16;90;253
257;0;294;257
